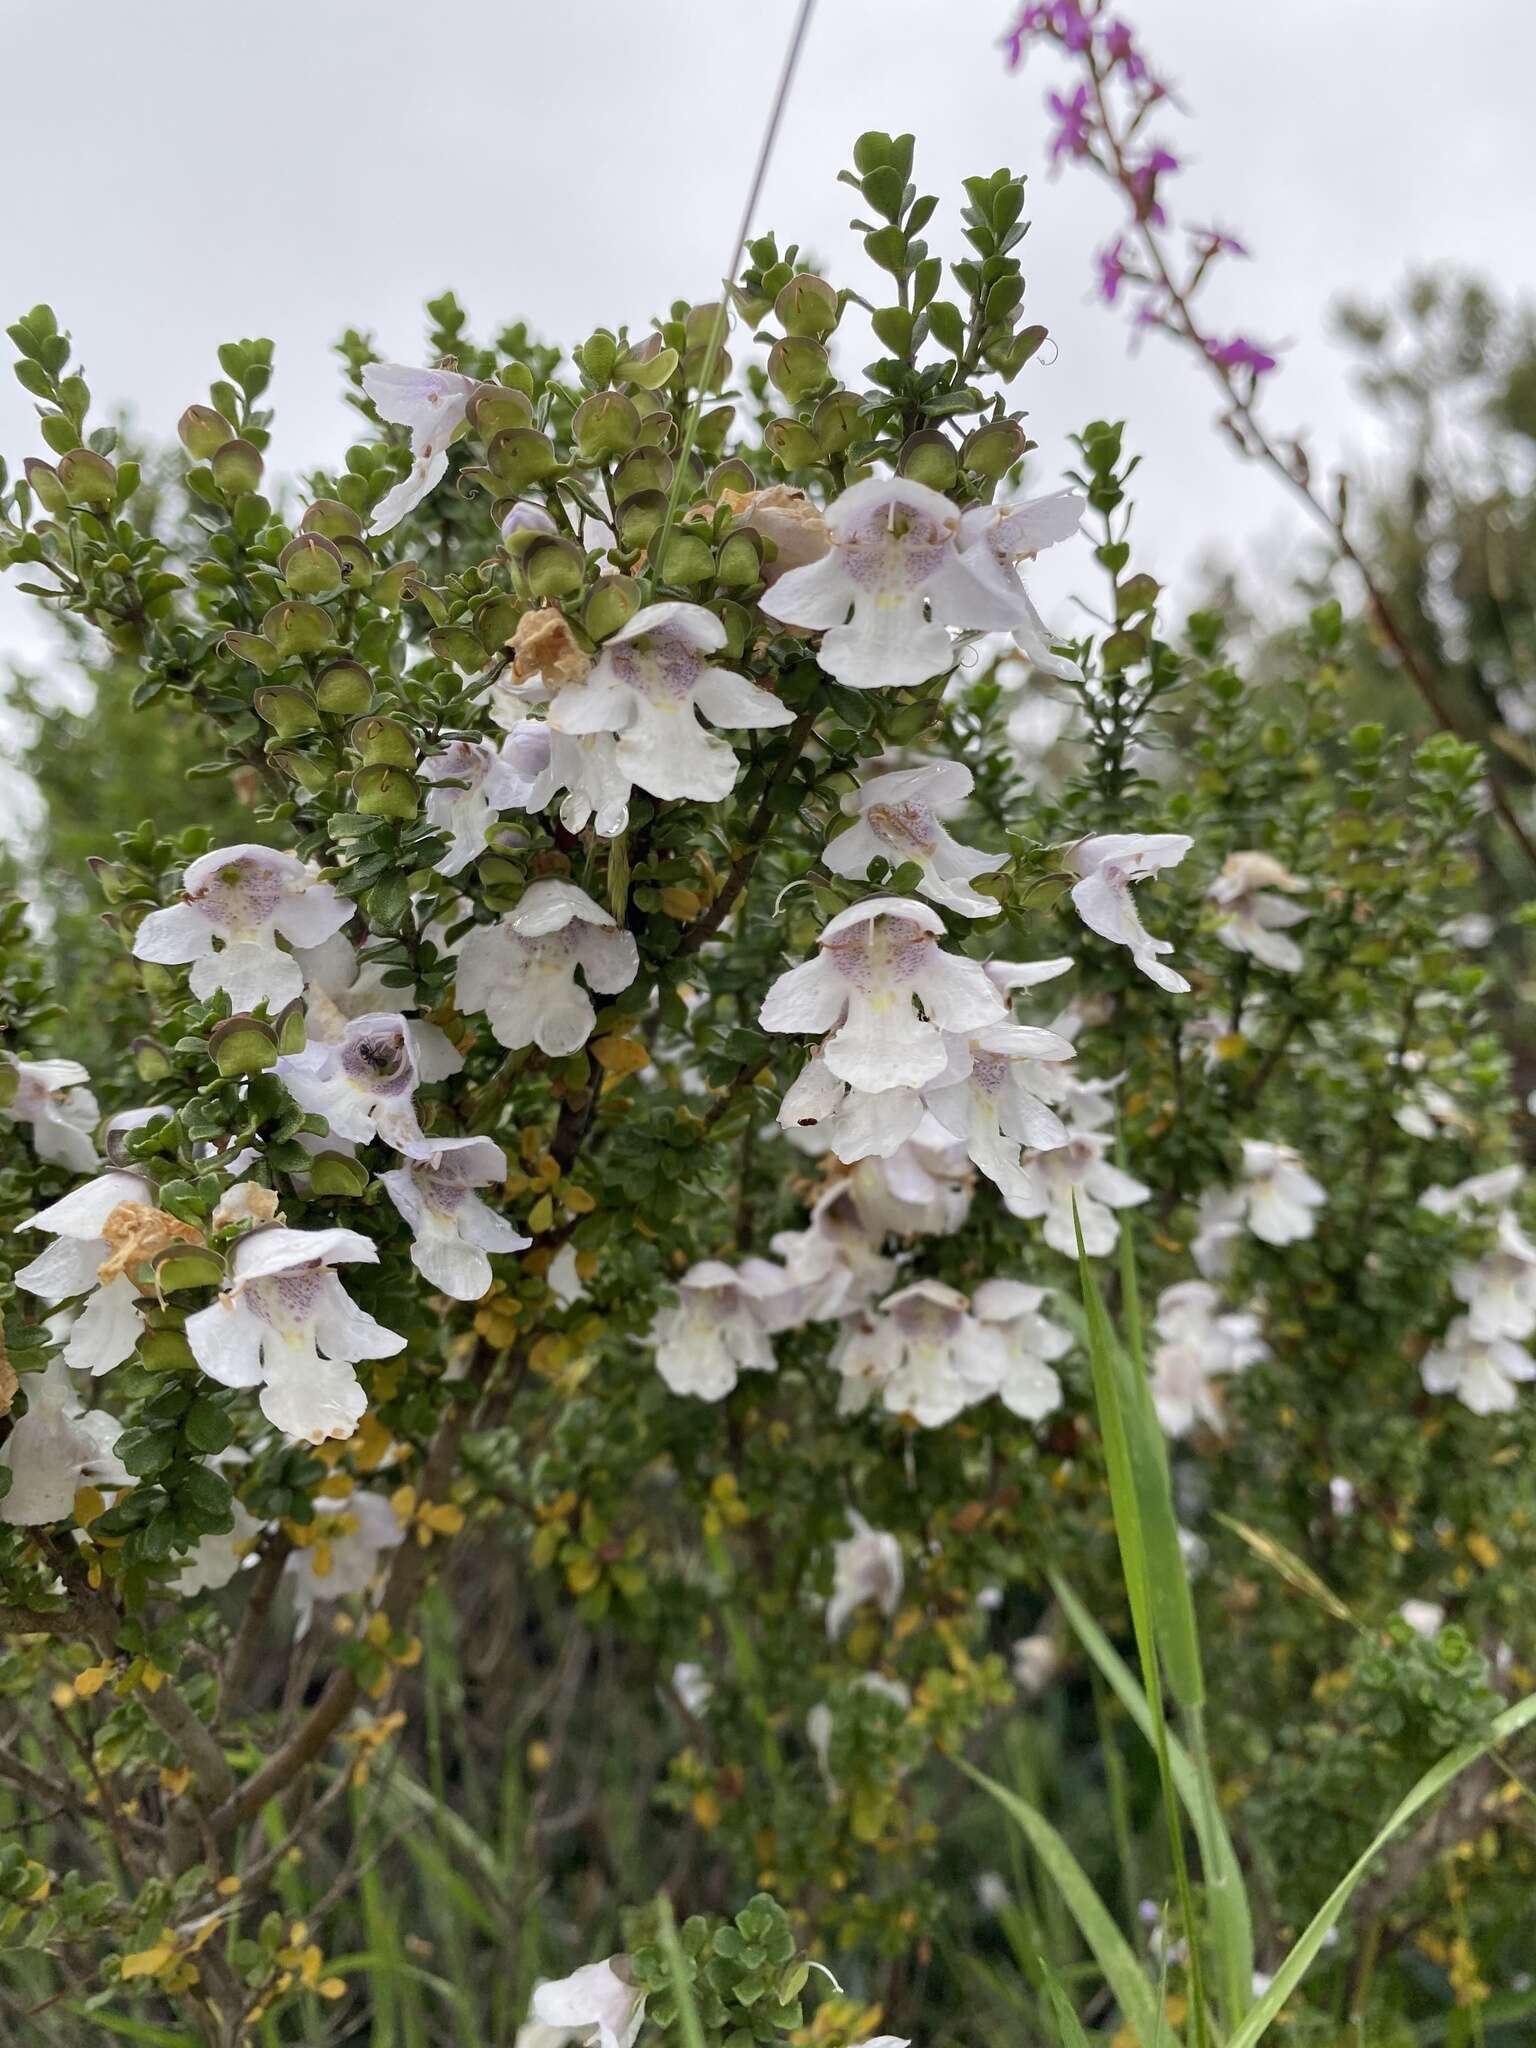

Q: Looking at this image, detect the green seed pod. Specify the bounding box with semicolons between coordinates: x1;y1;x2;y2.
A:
352;763;419;819
23;456;69;513
708;457;755;497
429;627;487;671
57;447;117;508
278;532;345;598
617;337;679;391
615;447;672;498
314;660;373;716
372;560;419;611
178;404;236;460
221;630;282;675
266;748;335;795
474;592;523;651
716;528;765;588
521;535;586;600
584;574;641;641
774;274;840;340
253;685;320;738
130;1037;172;1086
813;389;864;455
764;418;821;469
330;533;374;590
210;438;264;496
275;999;308;1056
261;600;333;657
467;384;533;437
961;418;1028;480
209;1015;279;1077
573;390;641;462
767;337;830;405
634;410;675;449
488;427;557;490
307;1151;372;1198
659;528;716;586
897;429;959;493
349;714;417;769
616;489;668;549
139;1329;196;1372
301;496;364;540
152;1245;227;1294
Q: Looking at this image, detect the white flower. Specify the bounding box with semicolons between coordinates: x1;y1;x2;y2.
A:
0;1357;129;1525
956;488;1086;679
1420;1316;1536;1416
1191;1186;1245;1280
285;1490;405;1633
422;737;546;877
530;1958;646;2048
648;1260;787;1401
291;931;464;1086
973;1278;1071;1421
15;1170;156;1377
1419;1166;1524;1220
826;1510;903;1639
546;1242;586;1306
133;844;350;1014
844;1117;973;1238
1399;1599;1445;1639
759;475;1020;690
921;1021;1076;1201
361;362;478;535
824;761;1004;916
1069;833;1193;994
1148;1280;1268;1439
4;1057;99;1172
671;1662;714;1717
1207;851;1309;973
179;1496;262;1595
456;881;639;1055
186;1226;405;1443
760;896;1006;1097
1451;1210;1536;1341
1006;1130;1150;1257
832;1278;1008;1426
1011;1632;1061;1699
380;1136;529;1301
769;1182;899;1322
545;600;793;807
807;1671;911;1791
483;711;634;841
278;1012;428;1154
1237;1140;1326;1246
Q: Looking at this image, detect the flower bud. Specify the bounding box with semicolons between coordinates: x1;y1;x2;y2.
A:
764;418;821;469
488;427;557;490
349;714;417;769
961;419;1028;480
314;660;373;716
520;535;586;600
23;456;69;514
351;763;419;819
209;1015;279;1077
897;430;958;493
279;532;346;597
253;685;320;737
768;338;830;405
57;447;117;508
152;1245;226;1294
813;390;864;455
716;528;765;588
307;1152;372;1198
576;329;619;385
301;496;364;540
467;384;533;437
211;439;264;495
584;574;641;641
178;404;236;460
261;600;333;657
775;274;839;340
573;391;640;461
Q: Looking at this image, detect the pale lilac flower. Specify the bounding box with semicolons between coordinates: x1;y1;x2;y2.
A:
957;490;1086;679
1191;1185;1245;1280
1048;85;1093;163
1069;833;1193;993
826;1510;903;1638
1207;851;1309;973
380;1136;529;1301
758;476;1021;690
5;1058;100;1173
133;844;350;1014
455;880;639;1055
422;738;547;877
1127;146;1180;225
278;1012;428;1155
1097;236;1131;303
832;1278;1008;1426
1208;336;1279;378
1420;1167;1524;1220
531;1959;647;2048
285;1490;405;1633
361;362;479;534
1237;1139;1326;1246
824;760;1005;915
545;601;792;806
845;1117;973;1237
647;1259;786;1401
973;1277;1071;1420
1451;1210;1536;1342
0;1356;128;1525
1148;1279;1268;1438
186;1226;404;1443
291;931;463;1086
1007;1129;1150;1257
1420;1316;1536;1417
922;1021;1076;1201
483;712;633;841
15;1170;154;1377
769;1182;899;1322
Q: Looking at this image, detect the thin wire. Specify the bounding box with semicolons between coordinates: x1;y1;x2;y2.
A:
643;0;818;595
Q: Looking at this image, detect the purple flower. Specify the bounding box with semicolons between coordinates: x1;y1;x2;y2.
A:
1001;2;1050;66
1057;0;1093;53
1208;335;1279;378
1189;223;1249;260
1097;237;1130;304
1048;84;1094;163
1101;18;1146;80
1126;145;1180;225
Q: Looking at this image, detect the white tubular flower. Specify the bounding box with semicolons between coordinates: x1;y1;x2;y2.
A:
1011;1632;1061;1699
361;362;478;534
1006;1131;1151;1257
178;1495;262;1596
648;1260;785;1401
285;1490;406;1633
759;475;1020;690
845;1116;973;1238
956;488;1086;679
1148;1280;1268;1439
1400;1599;1446;1639
5;1057;100;1172
278;1013;428;1154
455;880;639;1056
530;1959;647;2048
972;1278;1071;1421
1191;1186;1245;1280
290;932;463;1085
380;1137;529;1301
770;1182;899;1322
824;761;1004;916
670;1662;714;1718
0;1357;129;1525
483;709;633;841
922;1021;1076;1201
833;1278;1007;1427
1420;1166;1524;1220
133;844;351;1014
422;737;545;877
1207;851;1309;973
185;1226;404;1444
1452;1211;1536;1342
1068;833;1193;993
546;600;792;806
1238;1139;1326;1246
15;1170;157;1377
826;1510;904;1639
776;1053;928;1163
1420;1316;1536;1416
760;897;1006;1097
986;955;1075;1001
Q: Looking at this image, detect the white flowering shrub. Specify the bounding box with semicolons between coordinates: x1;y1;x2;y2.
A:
1;130;1533;2047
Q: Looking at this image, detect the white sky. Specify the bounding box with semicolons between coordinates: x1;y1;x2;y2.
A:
3;0;1535;672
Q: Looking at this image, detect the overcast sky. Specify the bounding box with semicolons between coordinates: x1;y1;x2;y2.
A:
4;0;1535;669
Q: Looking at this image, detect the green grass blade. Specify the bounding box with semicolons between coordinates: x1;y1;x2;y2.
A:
59;2013;192;2047
1038;1957;1096;2048
960;1761;1180;2048
656;1895;709;2048
1225;1690;1536;2048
